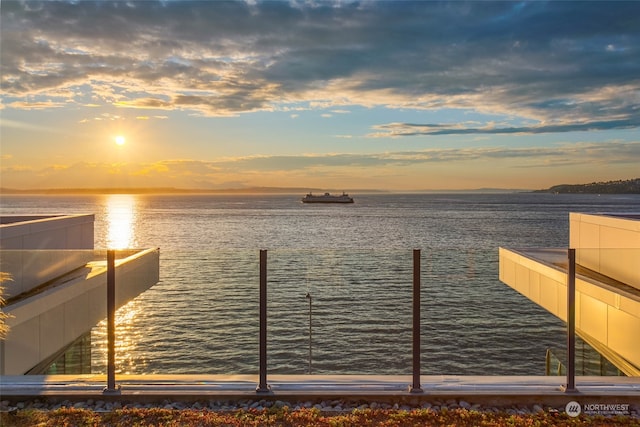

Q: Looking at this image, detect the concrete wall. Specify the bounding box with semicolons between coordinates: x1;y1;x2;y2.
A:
499;247;640;373
0;250;98;300
0;215;94;250
569;213;640;290
1;248;160;375
1;215;95;299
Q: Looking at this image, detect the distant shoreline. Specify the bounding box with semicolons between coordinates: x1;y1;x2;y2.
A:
0;187;528;195
533;178;639;194
2;179;638;195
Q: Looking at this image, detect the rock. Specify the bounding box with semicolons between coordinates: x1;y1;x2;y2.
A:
459;400;471;409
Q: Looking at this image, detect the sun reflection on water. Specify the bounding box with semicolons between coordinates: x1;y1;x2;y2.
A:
92;298;149;374
106;194;138;249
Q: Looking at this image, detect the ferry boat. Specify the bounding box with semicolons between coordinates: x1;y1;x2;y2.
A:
301;192;354;203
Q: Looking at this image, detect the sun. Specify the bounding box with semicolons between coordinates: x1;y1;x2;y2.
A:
115;135;126;146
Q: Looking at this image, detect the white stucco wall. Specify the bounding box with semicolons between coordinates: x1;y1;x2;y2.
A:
1;248;160;375
499;247;640;373
569;213;640;290
1;215;95;299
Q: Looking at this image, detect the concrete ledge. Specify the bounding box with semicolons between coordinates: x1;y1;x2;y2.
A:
1;375;639;406
499;247;640;373
1;248;160;375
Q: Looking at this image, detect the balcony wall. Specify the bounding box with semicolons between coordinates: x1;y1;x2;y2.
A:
499;247;640;374
0;248;160;375
569;213;640;291
1;215;95;299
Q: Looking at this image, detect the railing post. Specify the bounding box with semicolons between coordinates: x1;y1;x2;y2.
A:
306;292;312;374
564;248;577;392
410;249;423;393
103;250;120;395
256;249;271;393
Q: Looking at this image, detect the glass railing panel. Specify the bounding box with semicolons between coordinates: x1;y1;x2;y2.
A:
421;247;567;375
90;249;259;375
268;249;414;374
3;247;637;378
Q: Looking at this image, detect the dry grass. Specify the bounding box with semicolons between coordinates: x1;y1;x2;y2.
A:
2;407;638;427
0;272;13;340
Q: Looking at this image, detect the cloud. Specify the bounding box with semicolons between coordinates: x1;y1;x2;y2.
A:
135;115;168;120
370;117;640;137
114;98;172;110
1;0;639;131
2;141;638;189
6;101;65;110
0;118;70;133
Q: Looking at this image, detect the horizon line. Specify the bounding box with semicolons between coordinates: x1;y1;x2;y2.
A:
0;186;532;195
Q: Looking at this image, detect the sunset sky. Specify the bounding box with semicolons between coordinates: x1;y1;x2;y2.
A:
1;1;639;191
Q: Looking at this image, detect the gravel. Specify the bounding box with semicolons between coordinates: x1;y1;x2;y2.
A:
1;398;639;418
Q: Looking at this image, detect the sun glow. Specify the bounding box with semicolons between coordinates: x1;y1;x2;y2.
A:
106;194;137;249
115;135;126;146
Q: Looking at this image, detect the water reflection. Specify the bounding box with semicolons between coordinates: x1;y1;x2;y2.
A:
106;194;138;249
91;298;149;375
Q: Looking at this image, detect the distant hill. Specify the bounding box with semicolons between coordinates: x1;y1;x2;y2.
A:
534;178;640;194
0;187;386;195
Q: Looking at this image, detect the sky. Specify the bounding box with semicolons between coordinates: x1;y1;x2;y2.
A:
1;0;639;191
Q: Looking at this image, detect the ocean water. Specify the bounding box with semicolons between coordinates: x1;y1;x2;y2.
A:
2;192;639;375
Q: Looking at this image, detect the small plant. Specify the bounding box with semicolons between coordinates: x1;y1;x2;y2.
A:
1;407;637;427
0;272;13;340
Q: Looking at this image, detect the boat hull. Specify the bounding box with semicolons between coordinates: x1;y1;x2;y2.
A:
301;192;354;203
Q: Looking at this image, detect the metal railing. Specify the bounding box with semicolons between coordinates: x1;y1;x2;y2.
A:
99;248;582;395
104;250;120;395
565;248;576;393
